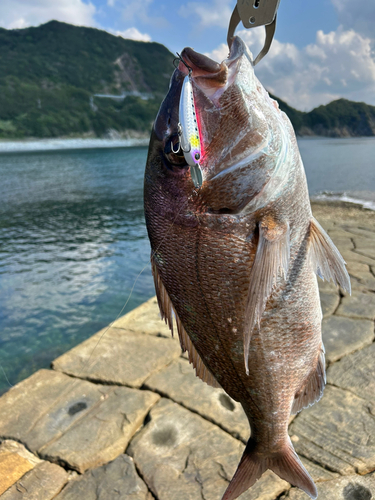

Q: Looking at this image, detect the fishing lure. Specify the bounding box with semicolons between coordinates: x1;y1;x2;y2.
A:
175;58;203;189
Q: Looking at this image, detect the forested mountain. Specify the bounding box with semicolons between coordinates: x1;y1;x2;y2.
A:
0;21;374;139
0;21;172;138
272;95;375;137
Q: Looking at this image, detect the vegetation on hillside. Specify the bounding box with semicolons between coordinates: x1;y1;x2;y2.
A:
271;95;375;137
0;21;172;138
0;21;374;139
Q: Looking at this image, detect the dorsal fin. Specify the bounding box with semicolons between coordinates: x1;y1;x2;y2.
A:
309;217;351;293
243;218;290;375
291;347;326;415
151;256;220;388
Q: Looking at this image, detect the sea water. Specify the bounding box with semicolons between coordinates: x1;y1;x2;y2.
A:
0;137;374;394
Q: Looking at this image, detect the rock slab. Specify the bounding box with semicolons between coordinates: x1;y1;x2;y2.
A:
290;385;375;475
327;343;375;401
0;370;159;472
54;454;152;500
0;441;41;496
336;291;375;320
128;398;289;500
53;327;181;388
112;297;172;337
284;473;375;499
322;316;374;363
145;357;249;442
319;291;339;317
0;461;68;500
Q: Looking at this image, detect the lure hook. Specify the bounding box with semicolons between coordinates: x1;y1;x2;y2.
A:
176;123;191;154
171;139;181;154
174;52;193;76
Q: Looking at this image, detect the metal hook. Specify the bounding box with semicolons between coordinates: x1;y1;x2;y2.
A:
174;52;193;75
176;122;191;154
171;140;181;154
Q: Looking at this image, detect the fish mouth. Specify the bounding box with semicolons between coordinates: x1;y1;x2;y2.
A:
179;37;251;101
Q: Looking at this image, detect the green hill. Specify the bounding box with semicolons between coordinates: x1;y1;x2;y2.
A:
271;95;375;137
0;21;374;139
0;21;173;138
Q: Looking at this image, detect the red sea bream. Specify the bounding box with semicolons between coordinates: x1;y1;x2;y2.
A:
144;36;350;499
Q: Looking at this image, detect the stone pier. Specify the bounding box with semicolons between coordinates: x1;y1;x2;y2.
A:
0;201;374;499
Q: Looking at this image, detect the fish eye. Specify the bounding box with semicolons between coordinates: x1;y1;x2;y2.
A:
164;134;187;168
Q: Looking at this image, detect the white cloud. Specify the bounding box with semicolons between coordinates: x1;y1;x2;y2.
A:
331;0;375;39
0;0;96;29
110;27;151;42
206;26;375;110
179;0;232;28
111;0;168;29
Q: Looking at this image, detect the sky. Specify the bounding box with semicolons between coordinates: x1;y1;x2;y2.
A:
1;0;375;110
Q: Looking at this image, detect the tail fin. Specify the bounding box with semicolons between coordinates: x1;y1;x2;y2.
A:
222;438;317;500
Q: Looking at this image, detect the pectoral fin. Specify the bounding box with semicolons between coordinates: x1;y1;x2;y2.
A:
291;347;326;415
244;219;290;374
309;217;351;293
151;256;220;388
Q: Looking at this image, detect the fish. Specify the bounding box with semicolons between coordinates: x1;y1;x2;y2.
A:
144;36;350;500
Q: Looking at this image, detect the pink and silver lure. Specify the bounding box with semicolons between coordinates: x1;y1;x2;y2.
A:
178;74;203;188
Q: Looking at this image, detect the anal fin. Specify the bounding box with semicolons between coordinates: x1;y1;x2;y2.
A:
151;256;220;388
309;217;351;293
244;218;290;374
292;347;326;415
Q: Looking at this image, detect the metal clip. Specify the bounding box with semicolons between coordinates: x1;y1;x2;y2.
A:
227;0;280;65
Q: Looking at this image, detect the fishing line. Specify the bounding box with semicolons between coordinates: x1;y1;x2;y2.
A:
0;360;14;389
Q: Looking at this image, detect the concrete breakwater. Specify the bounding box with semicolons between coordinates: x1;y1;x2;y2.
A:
0;201;374;500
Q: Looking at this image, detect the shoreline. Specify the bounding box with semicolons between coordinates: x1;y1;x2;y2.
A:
0;136;374;212
1;134;374;153
0;136;150;153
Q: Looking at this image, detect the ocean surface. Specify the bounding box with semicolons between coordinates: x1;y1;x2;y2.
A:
0;137;374;394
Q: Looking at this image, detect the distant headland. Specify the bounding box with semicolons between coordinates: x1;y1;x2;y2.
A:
1;21;375;140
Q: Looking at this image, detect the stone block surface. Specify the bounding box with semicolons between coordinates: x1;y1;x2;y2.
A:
342;226;375;239
0;370;159;472
289;386;375;475
299;457;338;483
317;279;338;294
326;233;354;250
340;249;375;267
336;291;375;320
54;454;152;500
345;261;370;273
354;247;375;260
349;270;375;291
128;398;289;500
284;473;375;499
0;441;41;495
322;316;374;363
0;461;68;500
319;292;339;317
112;296;171;337
52;327;180;388
327;343;375;402
144;357;249;442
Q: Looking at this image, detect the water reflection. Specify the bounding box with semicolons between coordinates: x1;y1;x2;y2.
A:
0;147;154;394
